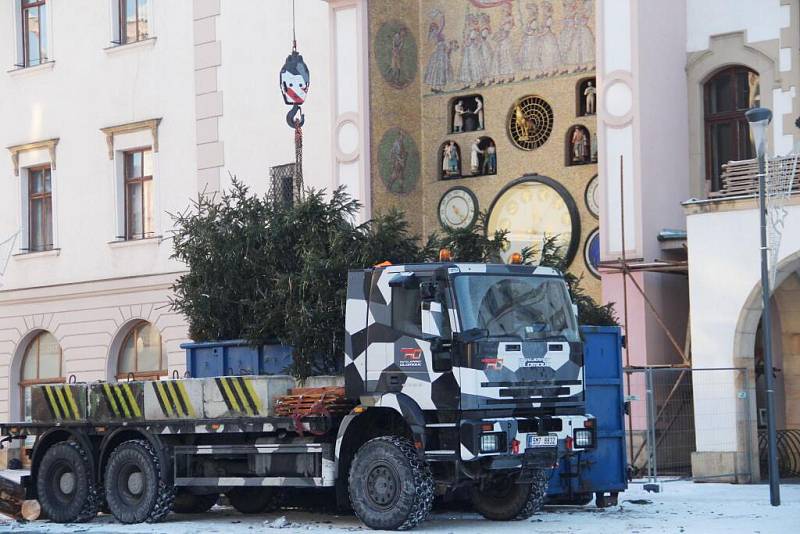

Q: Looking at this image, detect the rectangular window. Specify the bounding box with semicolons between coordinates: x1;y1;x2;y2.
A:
21;0;48;67
391;286;423;338
27;166;53;252
118;0;149;44
123;148;154;240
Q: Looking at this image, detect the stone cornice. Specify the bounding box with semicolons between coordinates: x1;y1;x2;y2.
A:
6;138;59;176
100;118;162;159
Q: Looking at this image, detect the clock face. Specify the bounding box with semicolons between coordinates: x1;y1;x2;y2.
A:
487;178;580;266
584;228;601;278
439;186;478;229
585;175;599;219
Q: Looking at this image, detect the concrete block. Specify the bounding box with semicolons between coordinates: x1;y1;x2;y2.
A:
88;382;144;423
144;378;203;420
196;91;223;120
302;375;345;389
203;375;294;418
195;66;218;95
194;41;222;70
197;167;220;192
193;0;220;20
691;451;752;483
196;117;219;144
29;384;88;423
197;141;224;170
193;17;216;45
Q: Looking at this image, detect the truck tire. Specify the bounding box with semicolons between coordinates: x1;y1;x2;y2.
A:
348;436;434;531
104;439;175;523
470;468;549;521
173;490;218;514
36;441;100;523
226;488;281;514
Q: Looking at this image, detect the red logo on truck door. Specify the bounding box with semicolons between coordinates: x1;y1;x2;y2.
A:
481;357;504;370
399;348;423;368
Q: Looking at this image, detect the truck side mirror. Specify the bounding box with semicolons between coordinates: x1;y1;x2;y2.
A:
430;337;452;373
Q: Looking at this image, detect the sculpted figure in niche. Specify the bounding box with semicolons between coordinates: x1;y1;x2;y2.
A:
537;1;561;77
518;3;541;80
453;100;465;132
491;3;515;83
458;13;484;88
389;27;407;86
584;81;596;115
470;138;482;174
443;141;460;177
483;141;497;175
424;10;451;93
474;96;484;130
389;131;408;188
573;0;595;71
571;127;589;164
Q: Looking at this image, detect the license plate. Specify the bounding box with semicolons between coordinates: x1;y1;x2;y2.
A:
527;434;557;448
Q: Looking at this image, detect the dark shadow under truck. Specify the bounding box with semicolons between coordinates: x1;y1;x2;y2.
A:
0;262;596;530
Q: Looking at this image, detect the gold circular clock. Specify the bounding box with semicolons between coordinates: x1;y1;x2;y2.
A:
507;96;554;151
438;186;478;229
487;176;580;266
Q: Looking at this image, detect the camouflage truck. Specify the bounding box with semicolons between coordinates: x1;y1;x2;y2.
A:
0;261;595;530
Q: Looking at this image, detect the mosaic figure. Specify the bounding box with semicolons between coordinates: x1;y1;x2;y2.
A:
478;13;494;84
490;3;516;83
390;130;408;186
538;1;561;77
424;10;451;92
573;0;595;71
518;3;541;79
458;13;484;87
389;27;407;86
559;0;578;71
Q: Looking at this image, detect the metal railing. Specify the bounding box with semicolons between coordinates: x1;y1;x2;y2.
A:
759;429;800;478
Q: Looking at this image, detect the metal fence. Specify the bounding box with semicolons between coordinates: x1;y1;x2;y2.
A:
625;367;752;488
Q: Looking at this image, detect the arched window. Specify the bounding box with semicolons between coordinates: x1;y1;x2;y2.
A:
20;331;64;417
704;66;760;191
117;321;164;380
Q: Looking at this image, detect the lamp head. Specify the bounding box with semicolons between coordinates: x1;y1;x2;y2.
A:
745;107;772;156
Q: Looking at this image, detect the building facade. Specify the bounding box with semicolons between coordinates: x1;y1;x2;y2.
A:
0;0;366;427
596;0;799;481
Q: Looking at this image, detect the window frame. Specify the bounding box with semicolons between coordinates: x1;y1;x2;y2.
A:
20;0;48;67
118;0;149;45
19;332;64;416
123;147;154;241
27;164;53;252
116;321;165;380
703;66;758;192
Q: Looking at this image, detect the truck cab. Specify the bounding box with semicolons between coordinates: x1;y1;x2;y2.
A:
339;262;595;527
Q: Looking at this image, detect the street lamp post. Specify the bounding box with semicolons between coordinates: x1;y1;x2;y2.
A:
745;106;780;506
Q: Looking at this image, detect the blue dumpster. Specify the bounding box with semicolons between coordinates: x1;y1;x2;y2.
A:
181;339;293;378
546;325;628;506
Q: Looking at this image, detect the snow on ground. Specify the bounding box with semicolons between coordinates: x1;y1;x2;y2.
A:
2;481;799;534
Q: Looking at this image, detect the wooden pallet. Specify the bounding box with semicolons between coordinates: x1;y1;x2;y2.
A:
274;387;354;417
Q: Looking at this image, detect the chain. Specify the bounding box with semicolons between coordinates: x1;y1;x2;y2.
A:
294;117;304;200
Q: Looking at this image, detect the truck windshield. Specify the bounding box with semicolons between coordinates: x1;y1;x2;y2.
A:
453;275;579;341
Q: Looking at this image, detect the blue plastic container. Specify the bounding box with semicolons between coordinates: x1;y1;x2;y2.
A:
181;339;293;378
546;325;628;506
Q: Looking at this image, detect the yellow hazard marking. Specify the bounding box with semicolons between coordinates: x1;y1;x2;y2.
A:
122;384;142;418
53;386;71;420
44;386;62;419
231;377;253;415
176;381;196;417
112;385;131;418
242;378;262;413
103;383;121;417
166;381;185;417
155;382;174;416
219;377;241;412
63;386;80;420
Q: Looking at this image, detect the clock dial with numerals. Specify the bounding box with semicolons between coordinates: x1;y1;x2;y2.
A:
585;175;599;219
438;186;478;229
487;177;580;266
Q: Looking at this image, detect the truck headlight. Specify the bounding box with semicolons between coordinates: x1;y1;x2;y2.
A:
480;432;504;453
574;429;594;448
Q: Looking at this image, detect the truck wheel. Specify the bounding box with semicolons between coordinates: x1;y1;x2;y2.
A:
173;490;218;514
104;439;175;523
470;469;549;521
36;441;100;523
348;436;434;531
226;488;281;514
